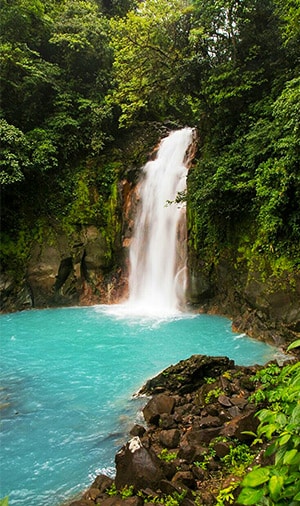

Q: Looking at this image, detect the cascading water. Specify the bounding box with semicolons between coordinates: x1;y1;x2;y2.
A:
127;127;195;314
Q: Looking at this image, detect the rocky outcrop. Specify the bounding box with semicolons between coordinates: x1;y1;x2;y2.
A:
69;354;274;506
0;223;129;312
187;253;300;346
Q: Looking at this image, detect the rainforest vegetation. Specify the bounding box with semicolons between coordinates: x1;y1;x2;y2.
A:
1;0;299;277
1;2;300;504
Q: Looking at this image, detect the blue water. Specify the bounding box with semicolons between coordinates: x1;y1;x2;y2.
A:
0;306;279;505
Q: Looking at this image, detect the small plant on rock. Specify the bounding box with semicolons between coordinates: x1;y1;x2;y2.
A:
205;387;224;404
221;444;254;475
158;448;178;462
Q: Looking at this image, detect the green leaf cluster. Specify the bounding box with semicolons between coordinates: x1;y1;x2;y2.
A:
238;355;300;505
1;0;299;282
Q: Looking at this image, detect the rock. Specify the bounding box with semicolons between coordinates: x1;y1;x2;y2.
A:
228;406;241;418
231;396;248;409
198;415;221;428
84;488;101;501
90;474;114;493
69;501;91;506
187;427;222;445
159;479;187;496
140;355;234;396
218;395;232;407
143;394;175;425
99;498;125;506
220;409;259;441
178;444;197;461
115;437;164;490
159;413;177;429
159;429;180;448
214;441;232;458
130;424;146;437
99;496;144;506
172;471;196;489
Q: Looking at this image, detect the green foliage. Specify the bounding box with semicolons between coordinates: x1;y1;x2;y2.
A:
107;483;134;498
204;376;216;385
215;482;240;506
1;0;299;291
237;358;300;505
158;448;178;462
205;387;224;404
287;340;300;351
220;444;254;475
0;230;31;279
194;445;216;470
109;0;192;126
107;483;118;496
142;490;186;506
0;119;28;184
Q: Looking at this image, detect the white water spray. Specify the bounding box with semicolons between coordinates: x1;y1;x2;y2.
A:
127;127;195;315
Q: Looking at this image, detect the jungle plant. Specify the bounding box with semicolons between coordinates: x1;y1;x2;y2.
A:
237;342;300;505
220;444;254;475
194;445;217;470
141;490;186;506
215;481;240;505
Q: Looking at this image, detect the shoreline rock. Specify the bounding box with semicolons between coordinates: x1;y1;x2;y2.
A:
68;354;282;506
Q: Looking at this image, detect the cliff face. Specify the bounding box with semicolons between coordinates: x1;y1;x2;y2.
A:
1;127;299;346
0;224;126;312
187;250;300;346
1;204;299;347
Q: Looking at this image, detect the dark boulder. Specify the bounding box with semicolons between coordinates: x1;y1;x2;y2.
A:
220;408;259;441
115;436;164;490
159;429;180;449
143;394;175;425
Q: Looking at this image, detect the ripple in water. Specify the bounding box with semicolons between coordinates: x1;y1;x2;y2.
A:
0;306;281;505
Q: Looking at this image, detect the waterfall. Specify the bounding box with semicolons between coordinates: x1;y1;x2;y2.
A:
127;127;195;315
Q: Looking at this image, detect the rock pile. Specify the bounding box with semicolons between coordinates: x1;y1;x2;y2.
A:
69;355;266;506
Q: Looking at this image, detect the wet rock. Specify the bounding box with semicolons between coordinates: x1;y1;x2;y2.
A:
130;424;146;437
90;474;113;493
115;436;164;490
143;394;175;425
84;488;101;501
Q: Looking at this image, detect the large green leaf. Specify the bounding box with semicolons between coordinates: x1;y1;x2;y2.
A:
242;467;270;487
237;487;264;505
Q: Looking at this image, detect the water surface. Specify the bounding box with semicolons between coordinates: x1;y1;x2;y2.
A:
0;306;278;505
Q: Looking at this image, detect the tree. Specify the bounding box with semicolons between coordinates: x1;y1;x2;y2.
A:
109;0;193;126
